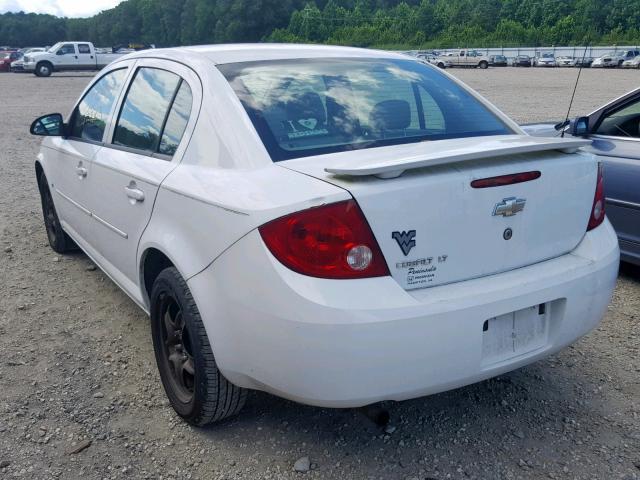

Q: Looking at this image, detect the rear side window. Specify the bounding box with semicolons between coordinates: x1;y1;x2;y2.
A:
159;82;193;155
69;68;128;142
78;44;91;54
219;58;512;161
113;67;189;156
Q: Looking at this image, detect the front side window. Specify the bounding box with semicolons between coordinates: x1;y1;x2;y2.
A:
58;44;76;55
113;67;181;153
596;98;640;138
69;68;128;142
219;58;512;162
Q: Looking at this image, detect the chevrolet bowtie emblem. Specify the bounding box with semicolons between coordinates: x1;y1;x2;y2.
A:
493;197;526;217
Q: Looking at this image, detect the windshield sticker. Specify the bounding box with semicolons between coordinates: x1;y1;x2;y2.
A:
287;129;329;139
284;119;329;140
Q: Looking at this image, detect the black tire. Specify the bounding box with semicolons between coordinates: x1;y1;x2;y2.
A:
37;172;77;253
35;62;53;77
478;60;488;69
437;62;445;69
150;267;247;426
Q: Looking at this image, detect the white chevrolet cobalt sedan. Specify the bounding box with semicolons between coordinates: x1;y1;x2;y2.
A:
30;44;619;426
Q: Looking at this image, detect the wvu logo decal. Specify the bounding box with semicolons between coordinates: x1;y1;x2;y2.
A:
392;230;416;256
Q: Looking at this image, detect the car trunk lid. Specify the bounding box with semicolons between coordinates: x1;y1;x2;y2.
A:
280;135;596;290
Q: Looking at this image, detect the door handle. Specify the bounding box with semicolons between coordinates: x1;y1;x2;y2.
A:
124;184;145;202
76;166;88;178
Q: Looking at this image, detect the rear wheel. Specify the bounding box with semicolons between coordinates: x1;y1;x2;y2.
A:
150;267;247;426
478;61;488;69
37;173;77;253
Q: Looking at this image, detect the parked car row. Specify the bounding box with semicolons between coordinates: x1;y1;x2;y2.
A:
517;53;593;67
409;50;640;69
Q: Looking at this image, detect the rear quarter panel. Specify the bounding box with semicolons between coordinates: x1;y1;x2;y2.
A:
139;164;350;283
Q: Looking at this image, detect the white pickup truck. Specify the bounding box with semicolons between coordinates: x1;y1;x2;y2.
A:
22;42;125;77
436;49;490;69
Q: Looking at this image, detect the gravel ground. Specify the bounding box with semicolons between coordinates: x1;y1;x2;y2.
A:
0;68;639;480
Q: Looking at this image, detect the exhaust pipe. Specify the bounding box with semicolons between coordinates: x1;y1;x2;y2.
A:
359;405;390;427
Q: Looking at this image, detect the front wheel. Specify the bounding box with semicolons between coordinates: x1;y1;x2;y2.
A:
150;267;247;426
35;62;52;77
478;61;488;69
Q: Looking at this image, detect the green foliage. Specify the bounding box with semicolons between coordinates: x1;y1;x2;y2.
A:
270;0;640;48
0;0;639;48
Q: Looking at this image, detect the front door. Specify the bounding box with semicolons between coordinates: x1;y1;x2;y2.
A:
53;43;78;71
48;66;130;245
85;60;198;288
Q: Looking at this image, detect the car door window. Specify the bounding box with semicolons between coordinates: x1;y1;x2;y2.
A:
78;44;91;54
596;98;640;138
113;67;181;153
59;44;76;55
69;68;128;142
158;81;193;156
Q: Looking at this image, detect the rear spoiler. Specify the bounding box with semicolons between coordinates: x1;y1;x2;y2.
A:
324;135;591;179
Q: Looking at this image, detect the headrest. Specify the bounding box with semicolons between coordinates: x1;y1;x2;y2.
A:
370;100;411;131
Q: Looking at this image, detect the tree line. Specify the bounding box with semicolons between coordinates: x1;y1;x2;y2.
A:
1;0;639;49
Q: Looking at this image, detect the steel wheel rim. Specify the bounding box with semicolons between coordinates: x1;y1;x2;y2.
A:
43;187;58;245
158;292;195;404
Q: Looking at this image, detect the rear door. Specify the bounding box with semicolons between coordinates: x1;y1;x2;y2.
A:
76;43;95;70
84;59;200;286
458;50;467;66
588;94;640;261
46;65;130;245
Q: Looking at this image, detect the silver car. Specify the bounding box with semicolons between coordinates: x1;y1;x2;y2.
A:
534;53;556;67
524;90;640;265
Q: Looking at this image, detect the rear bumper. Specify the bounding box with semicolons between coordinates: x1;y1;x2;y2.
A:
188;219;619;408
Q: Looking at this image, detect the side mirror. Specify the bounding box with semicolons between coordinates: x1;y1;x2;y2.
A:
571;116;589;137
30;113;65;136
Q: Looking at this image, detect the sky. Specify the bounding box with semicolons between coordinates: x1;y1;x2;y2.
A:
0;0;123;17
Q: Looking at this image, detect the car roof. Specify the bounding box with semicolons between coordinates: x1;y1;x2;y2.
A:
122;43;406;65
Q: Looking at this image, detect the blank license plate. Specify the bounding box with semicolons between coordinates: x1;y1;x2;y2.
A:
481;304;549;367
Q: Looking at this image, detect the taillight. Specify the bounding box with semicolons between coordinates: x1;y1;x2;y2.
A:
259;200;389;279
587;163;605;231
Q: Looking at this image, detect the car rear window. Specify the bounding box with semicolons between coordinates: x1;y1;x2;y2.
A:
219;58;512;162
